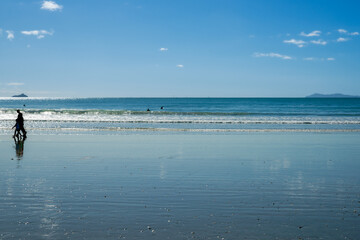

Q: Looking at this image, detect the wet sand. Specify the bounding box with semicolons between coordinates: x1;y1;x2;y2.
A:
1;132;360;239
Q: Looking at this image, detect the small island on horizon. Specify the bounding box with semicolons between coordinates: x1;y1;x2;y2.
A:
306;93;360;98
12;93;28;98
5;93;360;98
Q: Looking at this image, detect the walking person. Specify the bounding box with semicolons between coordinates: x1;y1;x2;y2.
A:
12;120;21;139
13;110;27;138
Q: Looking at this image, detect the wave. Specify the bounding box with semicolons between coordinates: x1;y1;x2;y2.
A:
1;119;360;125
1;108;360;117
0;108;262;116
1;126;360;132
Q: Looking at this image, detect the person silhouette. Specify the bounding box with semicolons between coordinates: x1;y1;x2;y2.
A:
12;121;21;139
13;110;27;138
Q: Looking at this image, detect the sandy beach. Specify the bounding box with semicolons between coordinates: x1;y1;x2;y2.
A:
2;0;360;238
1;132;359;239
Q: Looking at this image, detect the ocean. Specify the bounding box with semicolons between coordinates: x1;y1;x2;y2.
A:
1;97;359;133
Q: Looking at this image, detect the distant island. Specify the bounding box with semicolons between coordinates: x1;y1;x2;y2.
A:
12;93;28;98
306;93;360;98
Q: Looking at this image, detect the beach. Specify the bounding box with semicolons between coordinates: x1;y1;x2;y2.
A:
1;132;359;239
3;0;360;238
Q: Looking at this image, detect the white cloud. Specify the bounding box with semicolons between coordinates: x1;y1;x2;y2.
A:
303;57;335;61
27;44;31;48
21;30;53;39
253;52;292;60
41;1;63;11
176;64;184;68
337;29;359;36
283;39;306;47
159;48;168;51
7;82;24;86
337;37;348;42
311;39;327;45
300;30;321;37
338;29;347;34
6;30;14;40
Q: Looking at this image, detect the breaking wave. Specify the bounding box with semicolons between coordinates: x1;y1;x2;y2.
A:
1;108;360;117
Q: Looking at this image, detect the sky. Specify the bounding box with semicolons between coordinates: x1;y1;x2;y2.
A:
1;0;360;97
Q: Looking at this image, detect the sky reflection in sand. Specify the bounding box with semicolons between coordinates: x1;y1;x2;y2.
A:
0;133;359;239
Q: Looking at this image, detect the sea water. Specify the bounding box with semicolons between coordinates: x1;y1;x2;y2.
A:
1;98;360;133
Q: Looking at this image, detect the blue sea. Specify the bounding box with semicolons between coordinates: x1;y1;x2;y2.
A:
1;97;360;133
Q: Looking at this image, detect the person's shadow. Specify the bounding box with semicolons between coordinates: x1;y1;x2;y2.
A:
14;135;26;160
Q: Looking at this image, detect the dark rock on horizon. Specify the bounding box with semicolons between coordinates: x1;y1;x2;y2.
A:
306;93;359;98
12;93;28;98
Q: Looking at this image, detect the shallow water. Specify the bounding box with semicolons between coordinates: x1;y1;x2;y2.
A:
0;133;359;239
1;98;360;132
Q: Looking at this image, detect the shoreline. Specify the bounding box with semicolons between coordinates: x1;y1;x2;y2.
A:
1;127;360;135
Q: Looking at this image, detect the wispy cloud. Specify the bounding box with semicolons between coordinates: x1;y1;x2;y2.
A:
303;57;315;61
21;30;53;39
253;52;292;60
284;39;306;48
338;29;347;34
300;30;321;37
159;48;168;51
7;82;24;86
303;57;335;61
310;39;327;45
41;1;63;11
337;37;348;42
176;64;184;68
338;29;359;36
6;30;14;40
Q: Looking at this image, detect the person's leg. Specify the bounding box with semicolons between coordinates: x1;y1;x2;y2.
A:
20;127;27;136
13;128;18;138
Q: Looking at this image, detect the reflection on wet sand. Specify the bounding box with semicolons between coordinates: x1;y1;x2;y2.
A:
1;134;360;239
14;135;26;160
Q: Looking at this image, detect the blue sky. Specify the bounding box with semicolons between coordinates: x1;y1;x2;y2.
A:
1;0;359;97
